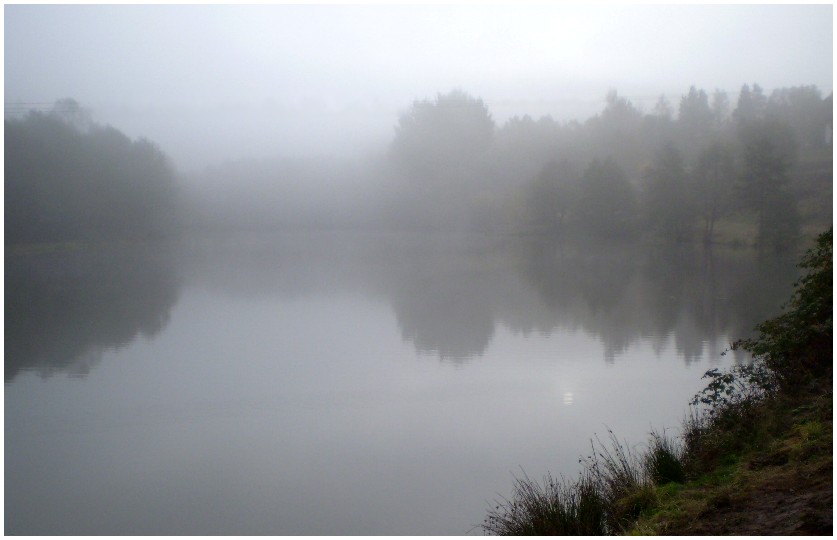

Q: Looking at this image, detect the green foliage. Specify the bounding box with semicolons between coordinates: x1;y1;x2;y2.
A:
691;362;777;412
682;229;831;473
733;228;833;388
682;362;777;473
613;484;658;523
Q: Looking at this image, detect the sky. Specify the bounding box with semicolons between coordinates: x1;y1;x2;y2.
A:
4;4;833;171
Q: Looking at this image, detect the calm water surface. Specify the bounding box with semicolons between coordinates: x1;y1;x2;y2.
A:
5;233;798;534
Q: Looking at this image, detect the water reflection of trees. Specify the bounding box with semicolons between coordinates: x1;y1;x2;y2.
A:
382;242;501;362
364;236;797;365
5;247;180;380
4;235;798;379
512;239;798;364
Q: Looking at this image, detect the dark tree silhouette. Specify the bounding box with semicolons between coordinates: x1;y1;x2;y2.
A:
390;89;494;179
677;86;714;156
642;143;694;242
736;118;800;250
388;90;496;230
733;83;768;126
525;159;579;234
694;141;736;244
575;158;637;239
5;102;178;244
766;85;830;150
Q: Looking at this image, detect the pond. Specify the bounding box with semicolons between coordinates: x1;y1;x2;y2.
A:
4;233;799;534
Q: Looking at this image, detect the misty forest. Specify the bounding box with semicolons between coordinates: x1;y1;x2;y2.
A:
6;85;832;249
5;6;833;536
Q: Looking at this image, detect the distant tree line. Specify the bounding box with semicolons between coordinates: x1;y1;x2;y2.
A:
6;86;830;250
386;85;832;249
5;99;178;244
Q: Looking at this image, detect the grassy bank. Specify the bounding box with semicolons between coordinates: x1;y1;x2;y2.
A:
630;385;831;535
483;228;832;535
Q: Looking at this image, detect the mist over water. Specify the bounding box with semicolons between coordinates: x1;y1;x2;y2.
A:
5;4;831;535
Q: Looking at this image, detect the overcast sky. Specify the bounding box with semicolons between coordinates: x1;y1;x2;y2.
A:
5;4;833;171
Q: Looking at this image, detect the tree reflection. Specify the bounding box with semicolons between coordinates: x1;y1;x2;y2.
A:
376;238;503;363
389;265;497;362
512;238;798;364
5;234;799;377
374;235;798;365
5;246;180;380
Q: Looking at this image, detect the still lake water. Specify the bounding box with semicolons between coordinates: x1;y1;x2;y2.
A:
5;233;799;535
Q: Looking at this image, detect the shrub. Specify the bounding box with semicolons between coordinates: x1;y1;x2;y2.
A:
733;228;832;390
683;362;775;472
691;361;776;416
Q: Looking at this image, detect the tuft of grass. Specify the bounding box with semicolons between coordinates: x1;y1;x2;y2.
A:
484;430;680;535
644;430;686;485
582;430;649;530
483;470;608;535
613;483;658;523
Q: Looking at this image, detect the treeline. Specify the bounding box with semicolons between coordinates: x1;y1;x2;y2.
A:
385;85;832;249
6;86;831;248
5;100;178;245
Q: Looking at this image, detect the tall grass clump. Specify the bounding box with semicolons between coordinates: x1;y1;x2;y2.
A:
582;430;655;530
483;470;607;535
484;430;678;535
644;430;686;485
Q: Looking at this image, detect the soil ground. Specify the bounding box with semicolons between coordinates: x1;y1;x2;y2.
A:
667;458;832;535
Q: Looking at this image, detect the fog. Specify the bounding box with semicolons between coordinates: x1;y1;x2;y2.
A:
5;6;833;534
5;5;832;171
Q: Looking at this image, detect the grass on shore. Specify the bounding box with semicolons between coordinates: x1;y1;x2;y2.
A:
484;370;832;536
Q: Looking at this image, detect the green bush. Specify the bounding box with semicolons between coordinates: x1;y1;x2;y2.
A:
734;228;832;390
